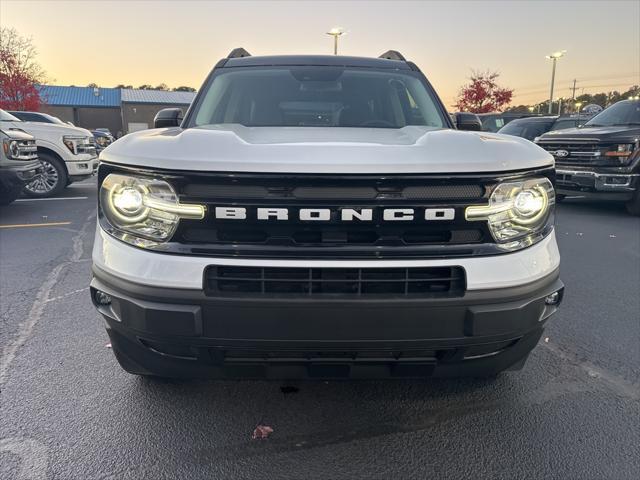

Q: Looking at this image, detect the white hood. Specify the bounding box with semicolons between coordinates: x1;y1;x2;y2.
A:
101;125;554;174
16;121;93;138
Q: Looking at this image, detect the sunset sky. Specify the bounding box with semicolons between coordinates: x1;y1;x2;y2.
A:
1;0;639;107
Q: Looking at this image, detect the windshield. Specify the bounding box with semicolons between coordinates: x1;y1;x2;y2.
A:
499;119;555;140
585;101;640;127
0;110;21;122
190;66;448;129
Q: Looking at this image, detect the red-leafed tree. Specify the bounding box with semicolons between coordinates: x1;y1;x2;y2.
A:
0;27;46;111
454;70;513;113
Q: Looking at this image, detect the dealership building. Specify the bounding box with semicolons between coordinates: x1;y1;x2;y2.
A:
38;85;196;136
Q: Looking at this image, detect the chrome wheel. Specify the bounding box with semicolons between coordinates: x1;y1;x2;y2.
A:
25;160;59;194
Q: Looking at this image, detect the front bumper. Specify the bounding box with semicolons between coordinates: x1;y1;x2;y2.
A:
0;161;41;190
556;168;638;200
66;156;99;180
91;231;563;379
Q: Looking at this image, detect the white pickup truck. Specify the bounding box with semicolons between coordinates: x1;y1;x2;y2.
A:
0;109;98;197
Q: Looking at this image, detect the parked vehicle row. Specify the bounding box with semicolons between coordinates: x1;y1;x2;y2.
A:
0;109;99;197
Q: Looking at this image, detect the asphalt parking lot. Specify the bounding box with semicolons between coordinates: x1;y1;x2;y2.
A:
1;181;638;480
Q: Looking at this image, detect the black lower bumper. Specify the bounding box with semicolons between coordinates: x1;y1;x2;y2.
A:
91;267;563;379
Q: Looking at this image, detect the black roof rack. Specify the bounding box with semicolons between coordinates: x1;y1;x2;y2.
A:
378;50;406;61
228;48;251;59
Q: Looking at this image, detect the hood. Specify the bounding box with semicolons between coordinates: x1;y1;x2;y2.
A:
0;128;35;141
16;121;93;138
538;125;640;142
101;124;553;174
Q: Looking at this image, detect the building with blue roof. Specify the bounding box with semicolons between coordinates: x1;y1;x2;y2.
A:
38;85;196;135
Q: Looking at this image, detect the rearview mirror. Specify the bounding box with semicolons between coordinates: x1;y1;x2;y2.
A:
455;112;483;131
154;108;183;128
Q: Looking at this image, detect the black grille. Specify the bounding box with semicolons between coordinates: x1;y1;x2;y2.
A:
537;141;616;166
99;164;555;258
204;266;466;298
171;173;496;258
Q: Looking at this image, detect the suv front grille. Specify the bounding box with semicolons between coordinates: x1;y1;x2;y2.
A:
204;265;466;298
98;165;555;258
168;172;501;258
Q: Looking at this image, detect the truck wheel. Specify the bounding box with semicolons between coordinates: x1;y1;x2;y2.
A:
625;190;640;216
23;153;67;198
0;184;23;205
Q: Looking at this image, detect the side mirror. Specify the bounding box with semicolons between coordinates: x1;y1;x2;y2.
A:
455;112;483;131
154;108;183;128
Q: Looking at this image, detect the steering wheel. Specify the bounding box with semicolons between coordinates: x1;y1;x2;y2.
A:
359;119;396;127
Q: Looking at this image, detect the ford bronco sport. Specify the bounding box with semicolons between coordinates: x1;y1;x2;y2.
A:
91;49;564;379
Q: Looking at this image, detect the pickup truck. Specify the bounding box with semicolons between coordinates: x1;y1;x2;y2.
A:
535;100;640;215
0;109;98;197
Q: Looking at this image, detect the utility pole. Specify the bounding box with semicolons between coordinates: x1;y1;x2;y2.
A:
570;79;578;101
546;50;566;114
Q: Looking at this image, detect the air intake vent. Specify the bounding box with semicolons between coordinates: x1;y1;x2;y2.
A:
204;266;466;298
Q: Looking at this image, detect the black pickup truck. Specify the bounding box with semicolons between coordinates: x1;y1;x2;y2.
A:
535;100;640;215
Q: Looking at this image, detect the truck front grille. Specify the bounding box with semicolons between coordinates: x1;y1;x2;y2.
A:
537;141;619;167
204;265;466;298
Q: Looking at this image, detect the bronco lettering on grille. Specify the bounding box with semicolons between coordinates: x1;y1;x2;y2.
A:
213;207;456;221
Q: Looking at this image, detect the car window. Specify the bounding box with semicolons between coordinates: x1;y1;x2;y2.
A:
500;120;553;140
23;113;47;122
191;66;447;129
585;101;640;126
0;110;21;121
550;119;577;131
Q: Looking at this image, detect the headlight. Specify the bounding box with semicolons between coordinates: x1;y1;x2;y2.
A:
3;140;20;158
63;135;96;155
604;143;637;164
100;173;205;248
2;139;37;160
466;177;554;251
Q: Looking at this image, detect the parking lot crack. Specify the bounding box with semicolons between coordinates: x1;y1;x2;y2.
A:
0;211;96;386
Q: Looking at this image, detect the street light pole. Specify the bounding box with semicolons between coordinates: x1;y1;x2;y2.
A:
546;50;566;114
326;27;345;55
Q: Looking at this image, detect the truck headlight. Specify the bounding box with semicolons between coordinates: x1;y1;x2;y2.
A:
100;173;205;247
3;140;20;158
63;135;97;155
604;143;637;165
465;177;554;251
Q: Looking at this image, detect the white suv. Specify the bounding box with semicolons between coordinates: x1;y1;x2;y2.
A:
0;109;98;197
91;50;563;379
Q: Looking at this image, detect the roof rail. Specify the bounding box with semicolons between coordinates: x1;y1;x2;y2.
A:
378;50;406;61
228;48;251;59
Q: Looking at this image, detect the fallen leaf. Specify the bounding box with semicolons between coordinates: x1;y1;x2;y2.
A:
105;343;112;349
544;337;550;343
252;425;274;440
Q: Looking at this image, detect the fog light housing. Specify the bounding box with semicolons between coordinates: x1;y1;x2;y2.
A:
95;290;112;306
544;291;560;305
